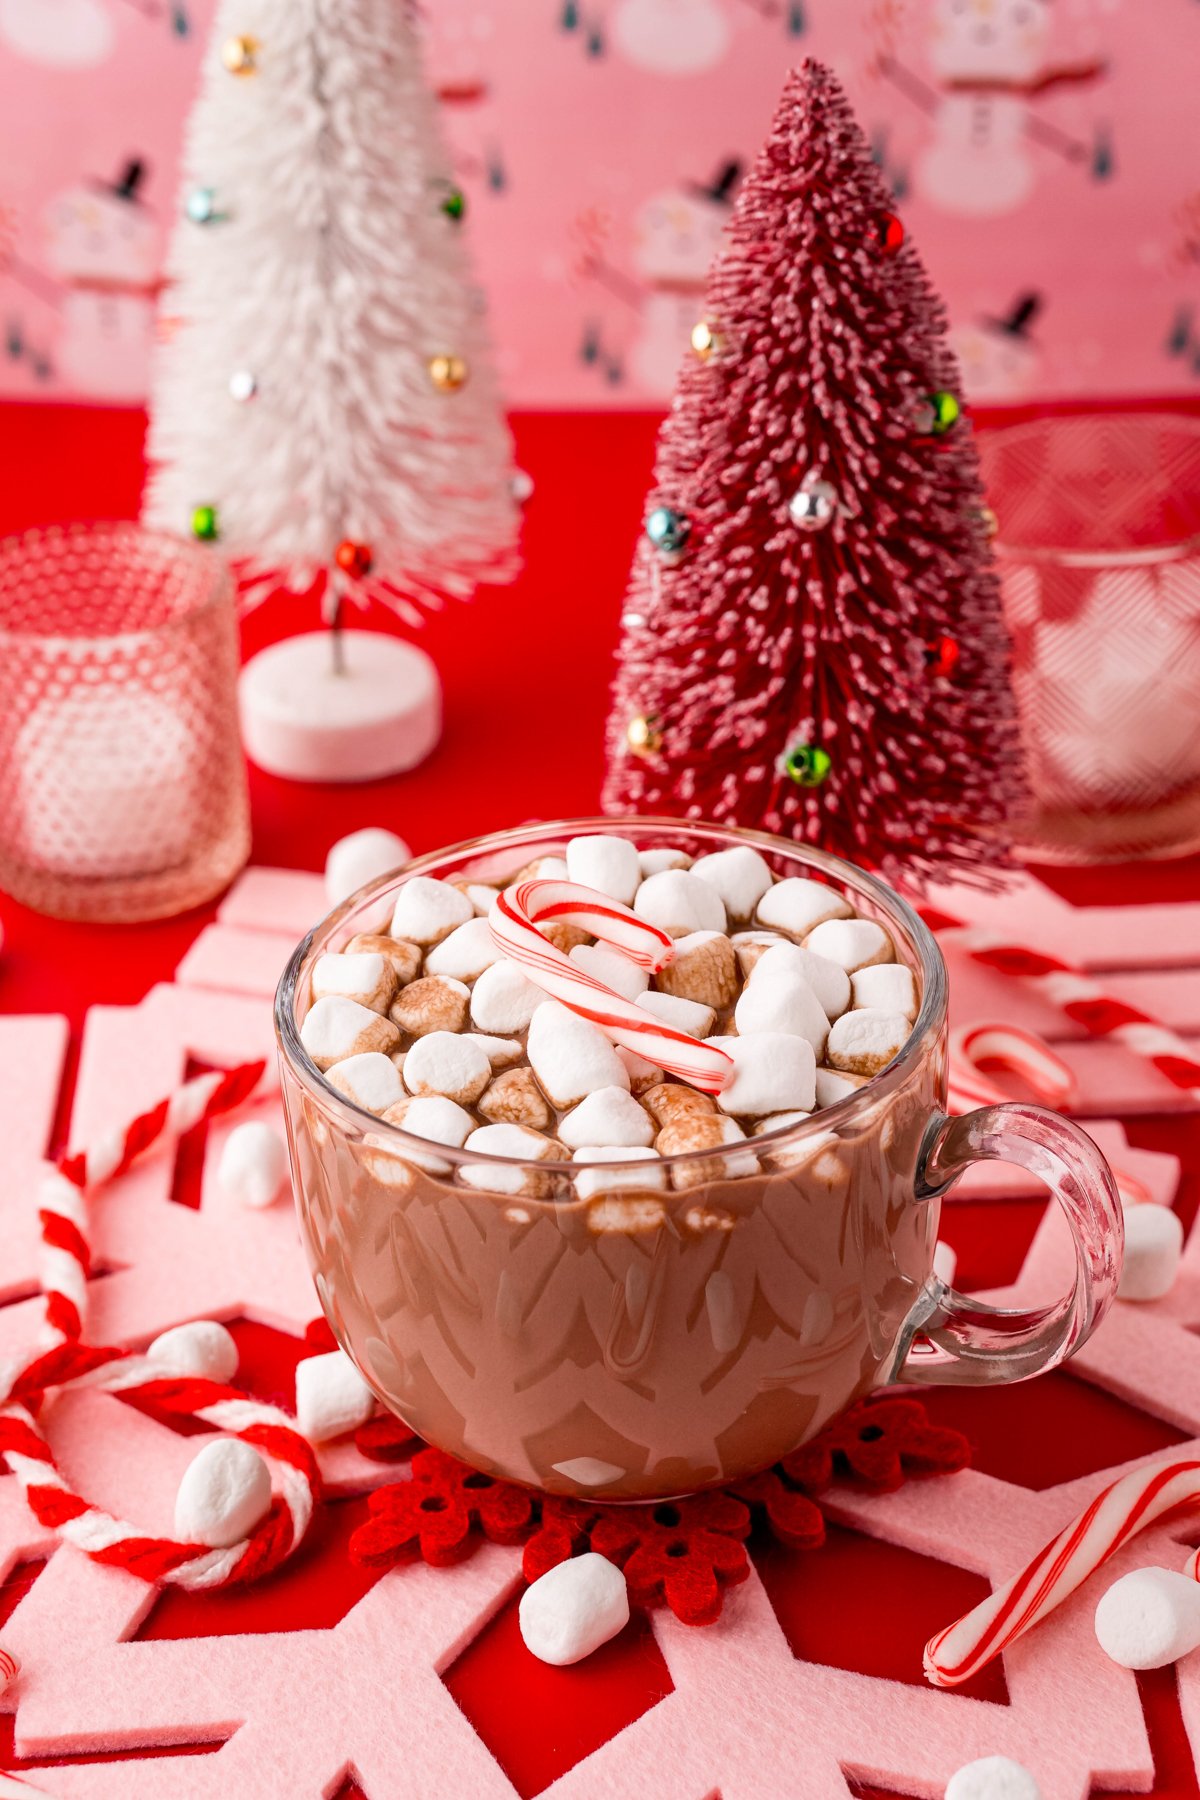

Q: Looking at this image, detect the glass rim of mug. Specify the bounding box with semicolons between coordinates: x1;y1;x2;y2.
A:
0;521;235;642
275;816;949;1178
983;411;1200;569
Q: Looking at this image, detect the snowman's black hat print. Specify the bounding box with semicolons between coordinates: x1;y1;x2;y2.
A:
687;161;743;207
983;293;1042;340
93;160;150;206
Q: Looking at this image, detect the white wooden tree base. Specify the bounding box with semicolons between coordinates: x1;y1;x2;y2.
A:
238;631;441;783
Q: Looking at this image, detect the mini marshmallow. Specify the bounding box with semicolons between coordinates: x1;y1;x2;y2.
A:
390;975;471;1037
656;1113;758;1185
216;1120;289;1209
643;1082;717;1127
566;834;641;905
346;932;422;986
463;1032;527;1070
295;1348;376;1442
655;932;739;1012
311;950;396;1014
751;1111;813;1135
570;941;650;1002
326;1051;406;1115
424;916;504;981
455;881;501;915
638;988;716;1039
749;942;850;1022
945;1759;1042;1800
716;1033;816;1118
470;957;547;1034
385;1094;474;1148
617;1045;663;1093
634;869;726;937
559;1086;655;1151
689;846;773;921
734;971;829;1058
1118;1204;1184;1302
325;827;411;907
174;1438;273;1548
300;995;400;1070
814;1066;869;1108
477;1068;552;1130
519;1551;630;1665
731;930;784;976
527;1000;630;1108
572;1146;666;1200
933;1239;958;1286
389;876;473;946
638;846;691;876
803;917;894;973
825;1008;911;1076
587;1195;669;1232
755;877;852;939
404;1031;491;1106
850;961;918;1019
458;1123;560;1195
1094;1565;1200;1669
512;854;570;882
148;1320;239;1383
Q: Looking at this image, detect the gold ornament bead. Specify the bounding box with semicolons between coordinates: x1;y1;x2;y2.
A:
690;319;721;362
979;504;999;539
222;34;259;74
626;713;663;757
428;353;468;392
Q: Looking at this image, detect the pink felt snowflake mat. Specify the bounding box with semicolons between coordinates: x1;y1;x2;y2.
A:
2;865;1198;1796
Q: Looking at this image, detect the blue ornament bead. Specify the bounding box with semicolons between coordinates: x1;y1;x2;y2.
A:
645;506;690;555
186;187;218;224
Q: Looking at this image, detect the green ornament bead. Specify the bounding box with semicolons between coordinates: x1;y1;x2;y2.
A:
191;504;219;541
440;187;466;221
782;741;832;787
918;390;961;436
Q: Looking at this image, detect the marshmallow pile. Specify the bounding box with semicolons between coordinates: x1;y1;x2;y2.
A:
298;836;920;1208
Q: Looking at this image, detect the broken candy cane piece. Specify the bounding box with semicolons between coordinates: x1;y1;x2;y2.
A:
925;1457;1200;1688
295;1349;376;1443
174;1439;273;1549
1094;1563;1200;1669
1118;1203;1184;1302
519;1551;630;1665
216;1120;289;1209
0;1647;17;1698
946;1759;1041;1800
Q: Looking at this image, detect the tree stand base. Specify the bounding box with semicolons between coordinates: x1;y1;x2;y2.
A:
239;631;441;783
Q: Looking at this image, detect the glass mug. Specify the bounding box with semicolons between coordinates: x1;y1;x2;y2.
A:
276;819;1123;1502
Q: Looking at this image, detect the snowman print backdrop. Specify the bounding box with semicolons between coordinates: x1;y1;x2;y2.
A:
628;161;739;394
882;0;1109;217
611;0;731;76
0;0;114;67
43;161;159;402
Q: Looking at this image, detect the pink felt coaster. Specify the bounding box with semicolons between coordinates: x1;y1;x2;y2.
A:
0;1016;70;1305
174;925;301;1001
926;871;1200;973
951;1120;1180;1206
217;867;327;940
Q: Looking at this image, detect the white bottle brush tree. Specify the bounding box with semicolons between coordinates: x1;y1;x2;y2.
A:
143;0;521;781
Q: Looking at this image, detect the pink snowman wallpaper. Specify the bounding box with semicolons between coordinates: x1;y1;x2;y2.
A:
1;0;1197;408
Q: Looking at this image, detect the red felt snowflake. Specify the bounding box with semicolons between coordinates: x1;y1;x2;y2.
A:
588;1494;753;1627
354;1414;421;1461
782;1394;970;1494
730;1468;827;1550
302;1317;339;1354
349;1447;534;1570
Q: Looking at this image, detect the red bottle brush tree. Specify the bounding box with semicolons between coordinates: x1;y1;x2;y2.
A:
602;59;1026;885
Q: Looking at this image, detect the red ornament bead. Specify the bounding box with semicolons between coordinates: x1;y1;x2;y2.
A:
871;211;905;254
335;539;373;579
925;634;961;680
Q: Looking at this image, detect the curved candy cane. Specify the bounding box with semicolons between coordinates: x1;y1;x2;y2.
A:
925;1457;1200;1688
489;879;734;1094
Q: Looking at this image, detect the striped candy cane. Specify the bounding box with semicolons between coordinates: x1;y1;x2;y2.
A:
490;879;734;1093
925;1458;1200;1688
936;925;1200;1107
0;1059;323;1596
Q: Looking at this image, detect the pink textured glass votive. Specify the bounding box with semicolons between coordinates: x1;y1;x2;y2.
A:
979;413;1200;863
0;523;251;921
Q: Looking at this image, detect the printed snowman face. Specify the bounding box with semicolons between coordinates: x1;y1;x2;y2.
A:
0;0;114;68
928;0;1052;85
612;0;731;76
44;184;158;287
633;187;727;288
951;320;1039;397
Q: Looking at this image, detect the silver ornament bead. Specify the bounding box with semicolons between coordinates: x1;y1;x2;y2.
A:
229;369;258;402
788;475;838;532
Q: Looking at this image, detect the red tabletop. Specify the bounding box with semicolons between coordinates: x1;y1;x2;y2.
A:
1;402;1199;1797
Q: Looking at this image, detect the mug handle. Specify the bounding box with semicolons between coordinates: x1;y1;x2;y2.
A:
896;1103;1124;1386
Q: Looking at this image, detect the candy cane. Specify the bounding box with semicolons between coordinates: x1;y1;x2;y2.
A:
0;1059;323;1593
947;1030;1150;1209
925;1458;1200;1687
490;879;734;1093
0;1646;16;1696
936;924;1200;1107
